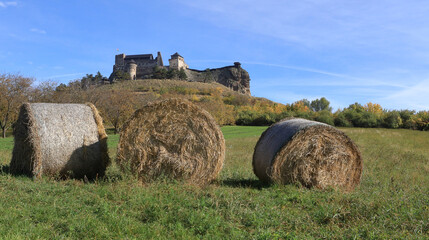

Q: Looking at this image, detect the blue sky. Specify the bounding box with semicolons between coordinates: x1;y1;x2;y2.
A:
1;0;429;111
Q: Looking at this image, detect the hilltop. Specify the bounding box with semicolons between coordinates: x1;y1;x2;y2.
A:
110;52;251;95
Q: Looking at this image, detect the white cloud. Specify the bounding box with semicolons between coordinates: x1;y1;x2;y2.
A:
244;61;411;88
381;79;429;110
43;73;84;79
30;28;47;34
0;1;17;8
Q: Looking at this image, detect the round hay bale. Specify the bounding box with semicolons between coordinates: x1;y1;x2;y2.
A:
253;118;362;191
116;98;225;185
10;103;109;179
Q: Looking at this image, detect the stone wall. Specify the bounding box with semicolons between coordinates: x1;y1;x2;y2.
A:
111;53;251;95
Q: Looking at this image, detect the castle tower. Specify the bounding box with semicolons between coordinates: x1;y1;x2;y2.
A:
156;51;163;66
115;53;125;66
168;52;189;70
127;59;137;80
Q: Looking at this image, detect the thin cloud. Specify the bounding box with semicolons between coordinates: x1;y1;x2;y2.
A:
190;59;408;89
0;1;17;8
43;73;84;79
30;28;47;34
381;79;429;110
179;0;429;56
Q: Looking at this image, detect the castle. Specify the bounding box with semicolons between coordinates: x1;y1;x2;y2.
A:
111;52;251;95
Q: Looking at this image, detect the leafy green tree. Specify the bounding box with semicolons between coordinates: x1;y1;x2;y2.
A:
300;99;311;108
348;102;364;112
310;97;332;112
167;69;178;79
109;70;131;83
399;110;415;129
314;110;334;125
334;111;353;127
152;67;168;79
178;68;187;80
357;112;379;128
81;71;108;89
383;111;402;129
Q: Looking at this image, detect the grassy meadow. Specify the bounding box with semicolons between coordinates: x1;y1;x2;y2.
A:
0;126;428;239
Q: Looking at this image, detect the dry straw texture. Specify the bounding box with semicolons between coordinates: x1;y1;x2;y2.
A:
10;103;109;179
116;98;225;185
253;118;362;191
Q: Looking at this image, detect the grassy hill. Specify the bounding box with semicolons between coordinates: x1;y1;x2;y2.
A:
0;127;428;238
89;79;289;128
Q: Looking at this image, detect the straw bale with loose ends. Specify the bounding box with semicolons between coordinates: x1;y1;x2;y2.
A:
253;118;362;191
10;103;109;179
116;98;225;185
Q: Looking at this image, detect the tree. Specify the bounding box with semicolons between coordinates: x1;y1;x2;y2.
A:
152;67;167;79
364;102;383;117
310;97;332;112
290;99;311;113
0;73;33;138
109;70;131;83
81;74;94;89
383;111;402;129
314;110;334;125
98;90;137;134
203;68;213;82
167;69;178;79
81;72;108;89
53;80;85;103
30;80;58;102
178;68;187;80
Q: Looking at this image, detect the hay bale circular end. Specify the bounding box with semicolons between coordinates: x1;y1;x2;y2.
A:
10;103;109;179
253;118;362;191
116;98;225;185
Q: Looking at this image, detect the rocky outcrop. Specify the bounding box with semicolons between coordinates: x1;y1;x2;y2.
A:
186;62;251;95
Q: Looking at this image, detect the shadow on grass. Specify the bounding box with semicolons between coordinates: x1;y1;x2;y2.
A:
0;164;10;174
221;178;271;190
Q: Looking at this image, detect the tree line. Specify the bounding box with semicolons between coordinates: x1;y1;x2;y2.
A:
234;97;429;131
1;72;428;138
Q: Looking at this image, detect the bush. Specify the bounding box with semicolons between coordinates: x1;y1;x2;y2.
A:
357;112;379;128
383;111;402;129
334;112;353;127
235;110;276;126
313;110;334;125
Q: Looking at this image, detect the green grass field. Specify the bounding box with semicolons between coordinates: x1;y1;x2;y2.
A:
0;127;428;239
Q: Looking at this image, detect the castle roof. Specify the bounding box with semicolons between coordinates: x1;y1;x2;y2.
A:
171;52;183;58
125;54;154;60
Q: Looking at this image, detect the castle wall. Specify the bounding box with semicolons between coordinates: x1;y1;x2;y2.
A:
114;54;159;79
111;52;250;95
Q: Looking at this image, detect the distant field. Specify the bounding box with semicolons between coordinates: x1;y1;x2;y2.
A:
0;127;428;239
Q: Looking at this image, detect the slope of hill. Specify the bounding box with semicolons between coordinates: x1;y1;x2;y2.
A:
95;79;288;128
